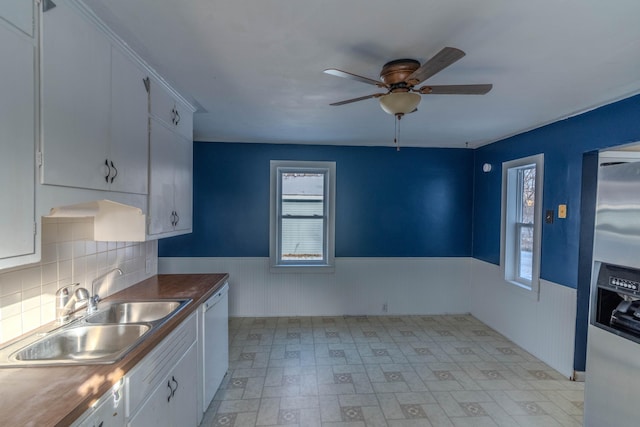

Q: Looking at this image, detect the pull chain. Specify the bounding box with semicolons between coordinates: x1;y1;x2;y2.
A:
394;114;403;151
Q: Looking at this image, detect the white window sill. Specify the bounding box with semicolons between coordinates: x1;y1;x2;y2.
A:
270;264;335;274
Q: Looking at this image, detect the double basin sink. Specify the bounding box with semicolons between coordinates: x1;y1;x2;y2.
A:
0;299;190;367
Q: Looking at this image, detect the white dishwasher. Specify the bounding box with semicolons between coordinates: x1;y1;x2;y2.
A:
199;282;229;416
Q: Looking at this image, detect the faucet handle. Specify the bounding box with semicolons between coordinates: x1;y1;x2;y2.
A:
56;283;80;323
56;283;80;304
56;283;78;296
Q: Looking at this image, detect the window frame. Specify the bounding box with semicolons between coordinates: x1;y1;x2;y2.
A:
500;154;544;297
269;160;336;272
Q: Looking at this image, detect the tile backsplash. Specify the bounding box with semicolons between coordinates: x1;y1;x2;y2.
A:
0;217;157;344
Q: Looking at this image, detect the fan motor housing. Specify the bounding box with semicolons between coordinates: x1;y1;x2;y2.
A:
380;59;420;86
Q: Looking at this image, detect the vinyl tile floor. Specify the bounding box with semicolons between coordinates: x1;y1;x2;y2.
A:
200;315;584;427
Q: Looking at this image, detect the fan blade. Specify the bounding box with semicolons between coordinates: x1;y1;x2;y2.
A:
324;68;388;87
329;93;384;106
418;84;493;95
406;47;466;85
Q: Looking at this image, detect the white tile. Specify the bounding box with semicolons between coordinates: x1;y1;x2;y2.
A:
20;268;41;295
0;314;23;343
22;306;41;333
21;285;41;311
0;270;23;296
41;262;58;285
58;241;73;261
41;242;57;263
41;220;58;244
73;240;86;258
0;292;23;318
57;222;74;242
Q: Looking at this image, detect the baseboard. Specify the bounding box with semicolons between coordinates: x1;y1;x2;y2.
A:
572;370;586;382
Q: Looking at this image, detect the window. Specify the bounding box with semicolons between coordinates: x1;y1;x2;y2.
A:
501;154;544;295
270;161;336;271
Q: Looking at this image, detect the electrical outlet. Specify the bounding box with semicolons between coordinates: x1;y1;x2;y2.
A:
382;303;388;313
558;204;567;219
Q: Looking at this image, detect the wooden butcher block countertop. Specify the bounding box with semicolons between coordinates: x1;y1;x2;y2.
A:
0;273;229;427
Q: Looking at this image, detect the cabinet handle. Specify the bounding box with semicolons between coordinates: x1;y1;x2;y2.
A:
104;159;111;183
171;108;176;125
170;211;175;226
167;379;173;402
174;109;181;126
110;160;118;183
174;211;179;226
171;375;179;397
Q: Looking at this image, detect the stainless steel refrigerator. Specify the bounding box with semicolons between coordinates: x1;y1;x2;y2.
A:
585;155;640;426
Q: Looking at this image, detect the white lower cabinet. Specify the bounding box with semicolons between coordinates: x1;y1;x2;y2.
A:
126;313;198;427
128;344;198;427
71;380;125;427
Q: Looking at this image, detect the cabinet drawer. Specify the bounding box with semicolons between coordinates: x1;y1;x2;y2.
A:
126;313;197;414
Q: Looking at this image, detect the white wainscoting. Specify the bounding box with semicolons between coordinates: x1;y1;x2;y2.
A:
159;257;472;317
159;256;577;377
469;259;577;378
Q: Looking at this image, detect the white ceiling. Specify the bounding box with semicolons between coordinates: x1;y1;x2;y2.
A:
83;0;640;148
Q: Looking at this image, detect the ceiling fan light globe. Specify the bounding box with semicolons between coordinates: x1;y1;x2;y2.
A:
379;92;421;115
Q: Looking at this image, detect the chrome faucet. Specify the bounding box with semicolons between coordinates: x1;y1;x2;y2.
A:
55;284;90;323
87;267;123;314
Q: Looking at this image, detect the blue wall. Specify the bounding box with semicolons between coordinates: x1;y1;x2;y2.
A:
472;94;640;373
159;143;474;257
472;93;640;288
159;94;640;373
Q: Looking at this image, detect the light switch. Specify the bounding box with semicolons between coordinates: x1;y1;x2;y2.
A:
545;210;554;224
558;204;567;219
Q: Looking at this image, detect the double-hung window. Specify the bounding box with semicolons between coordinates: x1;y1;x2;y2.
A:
270;160;336;271
501;154;544;295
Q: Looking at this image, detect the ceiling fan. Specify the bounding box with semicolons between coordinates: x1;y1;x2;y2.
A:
324;47;492;118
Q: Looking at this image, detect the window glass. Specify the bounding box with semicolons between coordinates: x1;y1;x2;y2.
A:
516;166;535;282
280;172;326;261
270;161;336;271
501;154;543;295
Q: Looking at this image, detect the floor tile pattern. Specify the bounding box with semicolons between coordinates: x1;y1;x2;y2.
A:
201;315;583;427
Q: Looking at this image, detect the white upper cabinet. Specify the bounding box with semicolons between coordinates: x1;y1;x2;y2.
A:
148;119;192;237
41;0;111;190
41;0;149;195
110;47;150;195
149;79;193;141
0;0;34;36
0;0;38;268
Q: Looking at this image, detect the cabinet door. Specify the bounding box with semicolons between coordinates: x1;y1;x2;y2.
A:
110;47;149;195
75;389;125;427
148;120;176;235
172;135;193;232
170;344;198;427
149;80;193;140
0;14;36;262
172;101;193;141
127;378;169;427
149;80;178;130
0;0;33;36
41;1;111;191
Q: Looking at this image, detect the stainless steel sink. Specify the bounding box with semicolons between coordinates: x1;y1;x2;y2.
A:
10;324;150;365
0;299;191;367
85;300;187;324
